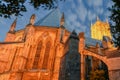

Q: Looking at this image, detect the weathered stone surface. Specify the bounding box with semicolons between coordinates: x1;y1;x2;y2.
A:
59;33;80;80
91;18;111;40
109;70;120;80
79;32;120;80
0;13;120;80
0;23;70;80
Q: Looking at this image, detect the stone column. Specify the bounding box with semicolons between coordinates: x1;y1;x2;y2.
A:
78;32;85;80
52;44;63;80
52;57;61;80
81;53;85;80
9;72;23;80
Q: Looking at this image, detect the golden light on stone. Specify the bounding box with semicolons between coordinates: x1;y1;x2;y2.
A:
0;12;120;80
91;19;112;40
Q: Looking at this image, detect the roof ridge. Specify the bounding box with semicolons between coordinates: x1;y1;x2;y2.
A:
35;10;54;25
35;8;61;26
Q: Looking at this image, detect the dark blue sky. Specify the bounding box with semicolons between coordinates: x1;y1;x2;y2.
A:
0;0;113;41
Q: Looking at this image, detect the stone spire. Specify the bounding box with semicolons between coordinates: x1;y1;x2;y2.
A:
9;18;17;33
60;13;65;26
29;14;36;25
90;20;93;27
96;16;100;21
72;29;77;35
96;42;100;48
106;16;109;23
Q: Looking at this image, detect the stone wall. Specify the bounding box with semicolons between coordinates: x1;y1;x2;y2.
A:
59;33;80;80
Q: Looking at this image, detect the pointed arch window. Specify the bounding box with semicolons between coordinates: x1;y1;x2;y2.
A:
42;41;51;69
32;41;42;69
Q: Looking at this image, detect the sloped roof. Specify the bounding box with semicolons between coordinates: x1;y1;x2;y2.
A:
85;37;102;46
35;8;62;27
34;8;102;47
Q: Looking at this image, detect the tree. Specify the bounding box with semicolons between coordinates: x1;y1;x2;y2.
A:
0;0;64;18
89;70;106;80
109;0;120;48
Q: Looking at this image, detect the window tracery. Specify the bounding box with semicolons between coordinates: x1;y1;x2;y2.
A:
42;41;51;69
32;41;42;69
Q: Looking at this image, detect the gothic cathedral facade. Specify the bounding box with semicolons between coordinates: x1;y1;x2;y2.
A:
0;13;71;80
0;9;120;80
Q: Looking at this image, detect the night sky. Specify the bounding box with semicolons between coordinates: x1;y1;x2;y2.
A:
0;0;113;41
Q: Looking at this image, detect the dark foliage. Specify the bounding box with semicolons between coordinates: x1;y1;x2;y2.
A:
0;0;64;18
109;0;120;48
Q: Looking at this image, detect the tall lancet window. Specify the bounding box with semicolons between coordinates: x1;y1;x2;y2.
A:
32;41;42;69
42;41;51;69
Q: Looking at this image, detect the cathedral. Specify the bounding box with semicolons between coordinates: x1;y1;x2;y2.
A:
91;17;111;40
0;9;120;80
0;9;71;80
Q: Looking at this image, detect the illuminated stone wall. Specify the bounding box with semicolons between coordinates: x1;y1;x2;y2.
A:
0;24;70;80
91;19;112;40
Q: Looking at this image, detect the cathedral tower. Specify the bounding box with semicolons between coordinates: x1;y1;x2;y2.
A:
91;17;112;40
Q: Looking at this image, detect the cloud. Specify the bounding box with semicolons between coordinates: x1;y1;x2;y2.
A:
96;7;104;15
87;10;96;21
0;19;6;25
93;0;103;7
0;0;113;41
66;13;78;31
87;0;103;7
65;21;74;31
76;1;87;22
65;0;87;32
87;0;93;7
76;24;86;32
74;21;81;27
107;0;113;8
78;0;82;3
67;13;77;22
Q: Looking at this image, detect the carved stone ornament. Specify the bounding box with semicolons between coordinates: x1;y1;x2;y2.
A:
29;14;36;25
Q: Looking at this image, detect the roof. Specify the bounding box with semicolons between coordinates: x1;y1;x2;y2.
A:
35;8;62;27
85;37;102;46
